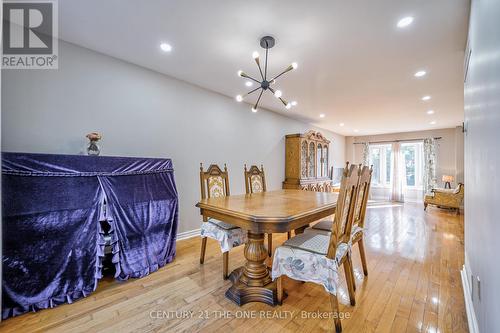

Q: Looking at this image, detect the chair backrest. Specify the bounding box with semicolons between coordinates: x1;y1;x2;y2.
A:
244;164;267;194
327;163;360;260
353;165;373;229
200;163;230;200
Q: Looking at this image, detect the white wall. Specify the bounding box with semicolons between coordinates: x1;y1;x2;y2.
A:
345;127;464;186
464;0;500;331
1;41;345;234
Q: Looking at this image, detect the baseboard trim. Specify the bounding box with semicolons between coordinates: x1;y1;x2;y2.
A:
177;228;201;241
461;265;480;333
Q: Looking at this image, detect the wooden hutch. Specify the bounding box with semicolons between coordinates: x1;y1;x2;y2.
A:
282;130;333;192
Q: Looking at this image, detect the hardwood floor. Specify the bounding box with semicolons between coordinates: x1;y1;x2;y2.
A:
0;203;468;333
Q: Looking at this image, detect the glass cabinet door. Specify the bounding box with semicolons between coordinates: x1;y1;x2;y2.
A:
308;142;315;177
301;141;308;178
317;144;322;177
323;145;328;177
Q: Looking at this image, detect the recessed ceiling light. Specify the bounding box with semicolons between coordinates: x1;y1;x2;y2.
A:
430;121;436;125
427;110;435;115
245;81;253;87
422;95;431;101
291;101;298;106
319;114;325;118
251;107;258;113
414;70;427;77
235;95;243;102
397;16;414;28
160;43;172;52
354;129;359;133
339;123;345;127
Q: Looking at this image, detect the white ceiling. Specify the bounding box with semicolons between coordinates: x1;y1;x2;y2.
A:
58;0;469;136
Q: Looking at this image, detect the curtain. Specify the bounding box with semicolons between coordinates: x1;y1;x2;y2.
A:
391;142;405;202
362;142;370;166
423;138;438;194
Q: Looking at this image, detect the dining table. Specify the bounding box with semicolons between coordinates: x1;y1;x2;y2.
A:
196;189;338;306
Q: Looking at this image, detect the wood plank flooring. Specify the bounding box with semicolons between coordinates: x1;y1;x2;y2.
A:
0;202;468;333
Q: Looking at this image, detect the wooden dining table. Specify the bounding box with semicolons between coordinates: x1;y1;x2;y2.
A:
196;189;338;306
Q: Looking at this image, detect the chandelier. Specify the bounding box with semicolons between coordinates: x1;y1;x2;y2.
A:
235;36;297;112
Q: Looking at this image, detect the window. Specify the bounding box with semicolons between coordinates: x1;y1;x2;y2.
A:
401;142;423;188
369;144;392;187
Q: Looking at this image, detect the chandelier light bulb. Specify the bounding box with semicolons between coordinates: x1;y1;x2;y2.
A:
291;62;298;70
237;70;243;77
252;51;259;59
274;90;282;98
252;107;258;113
236;95;243;102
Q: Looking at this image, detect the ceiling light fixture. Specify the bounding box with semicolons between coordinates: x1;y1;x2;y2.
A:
235;36;297;112
427;110;435;115
245;81;253;87
291;101;297;106
397;16;414;28
160;43;172;52
414;70;427;77
354;129;359;133
319;114;325;118
339;123;345;127
422;95;431;101
430;121;436;125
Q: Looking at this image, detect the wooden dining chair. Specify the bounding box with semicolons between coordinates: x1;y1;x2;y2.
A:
199;163;247;279
244;164;291;257
310;164;373;277
272;163;360;333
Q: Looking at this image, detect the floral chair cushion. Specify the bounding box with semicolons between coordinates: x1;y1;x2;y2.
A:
207;176;225;198
200;222;247;253
250;174;263;193
272;233;350;296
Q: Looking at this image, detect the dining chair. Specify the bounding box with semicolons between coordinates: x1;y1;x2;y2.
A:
310;165;373;277
199;163;247;279
272;163;360;333
244;164;291;257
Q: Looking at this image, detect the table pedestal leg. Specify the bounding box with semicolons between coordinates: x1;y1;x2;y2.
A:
225;231;278;306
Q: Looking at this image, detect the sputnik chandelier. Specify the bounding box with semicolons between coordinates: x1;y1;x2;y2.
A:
236;36;298;112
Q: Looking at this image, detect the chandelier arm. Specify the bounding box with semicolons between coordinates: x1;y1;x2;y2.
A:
244;86;261;97
264;47;268;80
241;74;262;84
255;59;264;80
254;89;264;109
268;86;276;94
278;97;288;107
270;66;293;82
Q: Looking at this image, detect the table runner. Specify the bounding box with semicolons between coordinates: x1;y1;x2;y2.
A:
2;152;179;319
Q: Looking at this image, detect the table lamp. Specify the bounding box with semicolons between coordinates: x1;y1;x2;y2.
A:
442;175;454;189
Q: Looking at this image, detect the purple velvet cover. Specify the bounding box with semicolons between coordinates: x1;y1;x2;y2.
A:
1;152;179;319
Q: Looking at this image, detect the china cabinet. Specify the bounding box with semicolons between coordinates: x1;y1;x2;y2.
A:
282;130;333;191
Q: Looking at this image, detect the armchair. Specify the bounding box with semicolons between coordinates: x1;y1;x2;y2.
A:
424;183;464;215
